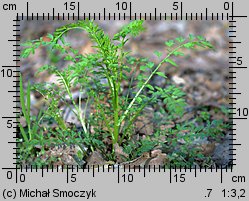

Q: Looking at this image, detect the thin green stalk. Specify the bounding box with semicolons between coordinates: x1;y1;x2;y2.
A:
119;41;196;127
78;87;82;117
113;38;126;146
117;38;125;92
26;81;32;140
19;124;28;142
82;92;89;122
57;71;87;133
113;82;119;144
119;103;147;144
112;46;124;145
124;67;136;104
52;23;119;141
20;75;32;140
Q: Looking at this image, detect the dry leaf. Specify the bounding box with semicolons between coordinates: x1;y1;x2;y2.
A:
114;143;128;163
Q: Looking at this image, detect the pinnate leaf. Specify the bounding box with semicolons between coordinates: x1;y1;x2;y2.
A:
140;65;148;71
20;48;34;58
175;37;185;43
147;62;154;68
188;34;195;40
165;40;175;47
156;72;167;78
154;51;162;58
173;51;184;56
146;84;154;91
164;58;178;67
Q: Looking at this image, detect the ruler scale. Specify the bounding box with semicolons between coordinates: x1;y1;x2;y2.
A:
0;0;248;200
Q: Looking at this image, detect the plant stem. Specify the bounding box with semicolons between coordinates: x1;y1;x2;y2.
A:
83;92;89;122
120;96;157;144
119;103;146;144
113;38;125;145
113;82;119;144
119;42;195;127
57;71;88;133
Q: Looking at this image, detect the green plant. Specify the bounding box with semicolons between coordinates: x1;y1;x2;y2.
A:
19;19;229;166
19;75;32;142
19;76;87;166
19;75;47;142
19;76;47;165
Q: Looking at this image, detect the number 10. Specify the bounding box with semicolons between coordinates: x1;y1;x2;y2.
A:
116;2;129;11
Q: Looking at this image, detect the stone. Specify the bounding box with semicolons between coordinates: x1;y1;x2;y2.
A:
172;75;186;85
212;135;232;166
147;150;168;166
199;142;217;156
86;151;107;166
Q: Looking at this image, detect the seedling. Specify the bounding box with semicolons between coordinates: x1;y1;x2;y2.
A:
20;20;228;166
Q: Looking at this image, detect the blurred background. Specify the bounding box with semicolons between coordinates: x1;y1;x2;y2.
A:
19;19;231;166
20;19;230;107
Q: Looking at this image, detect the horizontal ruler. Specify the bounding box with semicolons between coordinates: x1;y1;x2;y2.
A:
2;2;247;21
2;164;234;184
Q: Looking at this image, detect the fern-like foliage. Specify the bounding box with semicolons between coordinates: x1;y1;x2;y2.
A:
20;20;221;165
